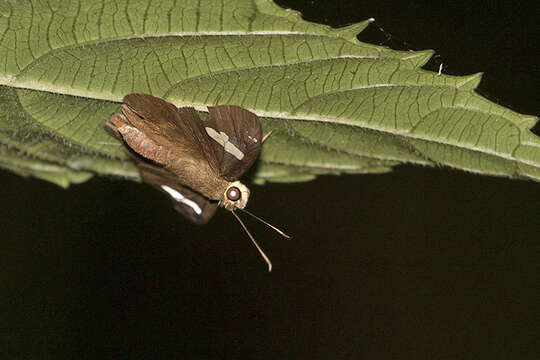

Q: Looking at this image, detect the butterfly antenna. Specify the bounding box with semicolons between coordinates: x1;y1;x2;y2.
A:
239;208;291;239
231;210;272;272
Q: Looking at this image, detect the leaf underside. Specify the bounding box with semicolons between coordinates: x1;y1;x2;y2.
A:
0;0;538;188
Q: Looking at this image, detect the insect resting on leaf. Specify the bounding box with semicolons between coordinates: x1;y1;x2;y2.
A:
104;93;290;271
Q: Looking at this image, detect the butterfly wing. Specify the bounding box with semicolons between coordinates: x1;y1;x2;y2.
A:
111;95;262;182
202;105;263;181
105;95;263;211
107;94;232;201
135;159;218;224
120;93;215;166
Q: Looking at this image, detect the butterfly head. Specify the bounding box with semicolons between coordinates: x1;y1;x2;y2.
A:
222;181;250;211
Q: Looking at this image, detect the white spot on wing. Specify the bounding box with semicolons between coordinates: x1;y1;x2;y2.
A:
205;127;245;160
161;185;202;215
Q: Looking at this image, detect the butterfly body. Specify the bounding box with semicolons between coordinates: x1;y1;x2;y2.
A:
105;93;262;223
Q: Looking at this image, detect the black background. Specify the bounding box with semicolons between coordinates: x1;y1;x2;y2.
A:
2;1;539;359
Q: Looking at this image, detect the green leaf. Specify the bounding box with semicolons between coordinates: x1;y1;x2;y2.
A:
0;0;538;187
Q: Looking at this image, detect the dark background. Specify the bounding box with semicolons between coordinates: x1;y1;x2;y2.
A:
2;1;539;359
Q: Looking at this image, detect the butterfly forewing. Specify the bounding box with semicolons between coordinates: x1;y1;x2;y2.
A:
136;159;218;224
203;105;263;180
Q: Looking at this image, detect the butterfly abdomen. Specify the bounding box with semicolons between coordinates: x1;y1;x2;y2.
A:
107;114;169;164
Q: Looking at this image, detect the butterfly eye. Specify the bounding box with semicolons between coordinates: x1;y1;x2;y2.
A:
226;186;241;201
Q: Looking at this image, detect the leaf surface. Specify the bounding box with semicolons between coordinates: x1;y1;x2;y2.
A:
0;0;538;186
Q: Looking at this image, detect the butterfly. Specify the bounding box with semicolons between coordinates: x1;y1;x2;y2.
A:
104;94;289;271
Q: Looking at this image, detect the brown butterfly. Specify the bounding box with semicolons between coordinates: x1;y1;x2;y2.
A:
104;94;289;271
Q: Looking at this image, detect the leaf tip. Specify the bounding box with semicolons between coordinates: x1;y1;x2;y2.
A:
457;72;483;90
332;19;374;42
402;50;436;68
519;115;540;130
